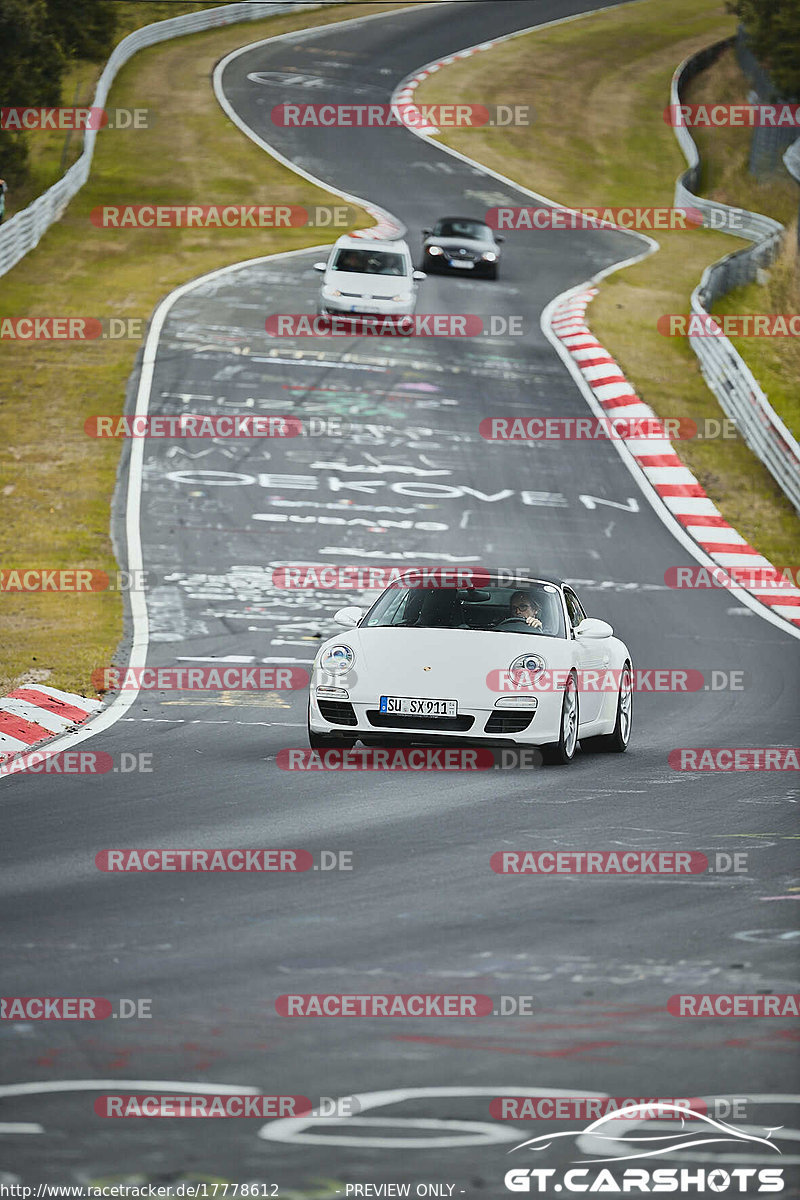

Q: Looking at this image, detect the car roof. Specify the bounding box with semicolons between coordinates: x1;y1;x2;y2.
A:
433;216;490;224
394;569;565;588
332;235;410;252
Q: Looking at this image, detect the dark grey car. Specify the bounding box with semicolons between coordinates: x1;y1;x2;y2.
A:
421;216;504;279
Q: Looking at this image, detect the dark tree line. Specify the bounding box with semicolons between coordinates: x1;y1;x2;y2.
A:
727;0;800;98
0;0;117;188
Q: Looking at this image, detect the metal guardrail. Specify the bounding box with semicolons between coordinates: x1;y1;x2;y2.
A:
670;41;800;515
0;1;325;280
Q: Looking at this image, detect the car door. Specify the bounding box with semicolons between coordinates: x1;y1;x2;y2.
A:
563;587;607;723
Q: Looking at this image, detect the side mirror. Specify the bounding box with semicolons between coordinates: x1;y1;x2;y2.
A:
575;617;613;639
412;270;427;281
421;229;432;236
495;235;505;243
313;262;327;272
334;606;363;629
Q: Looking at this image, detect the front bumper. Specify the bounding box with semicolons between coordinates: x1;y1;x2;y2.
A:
423;252;496;273
319;294;416;317
309;687;563;745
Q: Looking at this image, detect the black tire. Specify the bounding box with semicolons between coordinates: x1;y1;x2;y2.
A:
541;671;579;765
485;264;498;280
581;662;633;754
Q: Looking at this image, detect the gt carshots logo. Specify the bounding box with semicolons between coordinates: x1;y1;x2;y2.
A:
503;1168;784;1192
504;1103;784;1191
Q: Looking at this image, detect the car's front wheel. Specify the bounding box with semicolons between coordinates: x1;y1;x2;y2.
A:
581;662;632;754
542;671;579;765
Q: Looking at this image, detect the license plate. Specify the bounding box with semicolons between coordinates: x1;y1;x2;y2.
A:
352;304;380;313
380;696;457;716
448;259;473;269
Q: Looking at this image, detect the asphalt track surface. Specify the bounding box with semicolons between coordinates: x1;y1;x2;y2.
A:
2;1;799;1192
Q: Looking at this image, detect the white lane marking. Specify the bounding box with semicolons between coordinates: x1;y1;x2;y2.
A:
2;2;455;785
0;1124;43;1135
0;1079;260;1099
0;245;331;786
260;1085;599;1149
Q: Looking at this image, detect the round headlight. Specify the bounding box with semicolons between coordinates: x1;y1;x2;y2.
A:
481;251;498;262
320;644;355;673
509;653;546;683
426;245;444;256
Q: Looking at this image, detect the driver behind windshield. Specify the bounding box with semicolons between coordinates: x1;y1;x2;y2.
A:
508;590;543;630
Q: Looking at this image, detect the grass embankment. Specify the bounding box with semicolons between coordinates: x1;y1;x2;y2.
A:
12;2;211;214
415;0;799;563
0;1;408;696
687;44;799;438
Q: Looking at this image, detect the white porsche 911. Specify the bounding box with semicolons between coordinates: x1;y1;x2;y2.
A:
307;572;633;764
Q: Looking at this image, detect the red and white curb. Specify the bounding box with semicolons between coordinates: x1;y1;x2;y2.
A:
551;289;800;628
0;685;102;761
393;40;499;137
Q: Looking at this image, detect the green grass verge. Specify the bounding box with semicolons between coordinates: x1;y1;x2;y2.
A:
415;0;798;566
12;1;213;214
687;43;799;437
0;1;410;697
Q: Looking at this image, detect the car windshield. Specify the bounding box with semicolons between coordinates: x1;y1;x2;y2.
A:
433;219;492;241
332;248;407;276
364;583;566;638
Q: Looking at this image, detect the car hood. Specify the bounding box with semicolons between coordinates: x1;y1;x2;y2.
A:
424;236;496;253
321;627;565;697
324;269;413;298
